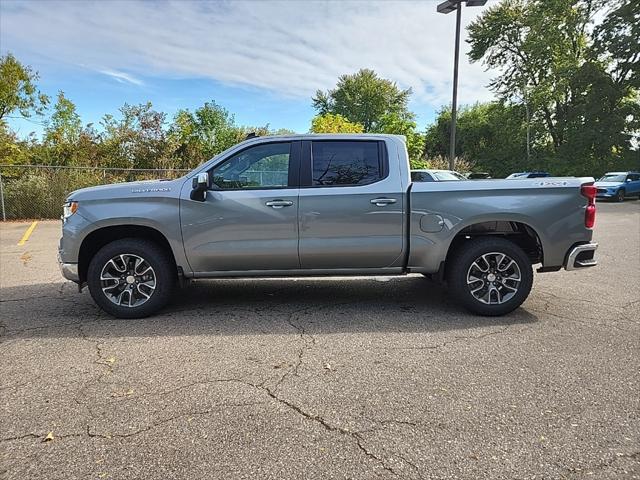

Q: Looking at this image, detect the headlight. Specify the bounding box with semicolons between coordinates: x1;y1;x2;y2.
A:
62;201;78;222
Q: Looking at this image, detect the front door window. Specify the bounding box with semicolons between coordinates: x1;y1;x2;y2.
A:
211;142;291;190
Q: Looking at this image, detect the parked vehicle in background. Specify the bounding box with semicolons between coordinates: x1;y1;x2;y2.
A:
411;169;467;182
506;172;551;179
467;172;492;179
595;172;640;202
58;134;598;319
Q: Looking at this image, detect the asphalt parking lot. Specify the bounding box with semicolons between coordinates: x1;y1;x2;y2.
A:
1;201;638;479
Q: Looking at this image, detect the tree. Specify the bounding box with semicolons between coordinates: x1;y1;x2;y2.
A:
468;0;638;175
468;0;597;150
377;113;425;167
37;92;83;165
169;102;240;168
593;0;639;88
312;70;427;166
425;102;539;177
310;113;364;133
312;69;413;132
0;53;49;122
100;102;170;169
44;92;82;145
0;123;30;165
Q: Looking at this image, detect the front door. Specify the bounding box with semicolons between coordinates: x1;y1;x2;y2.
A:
181;141;300;273
298;140;405;269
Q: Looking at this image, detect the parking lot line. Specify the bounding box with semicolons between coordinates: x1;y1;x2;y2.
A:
17;221;38;246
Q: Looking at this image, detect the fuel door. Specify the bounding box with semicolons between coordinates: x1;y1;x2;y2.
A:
420;213;445;233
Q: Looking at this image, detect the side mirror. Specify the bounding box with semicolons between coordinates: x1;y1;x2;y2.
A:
626;178;632;182
190;172;210;201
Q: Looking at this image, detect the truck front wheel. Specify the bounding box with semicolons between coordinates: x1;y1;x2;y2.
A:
447;237;533;316
87;238;176;318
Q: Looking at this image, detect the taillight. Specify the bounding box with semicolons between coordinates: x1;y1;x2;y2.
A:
581;185;597;229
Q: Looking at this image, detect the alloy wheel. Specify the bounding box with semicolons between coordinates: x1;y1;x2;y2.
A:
100;254;156;307
466;252;522;305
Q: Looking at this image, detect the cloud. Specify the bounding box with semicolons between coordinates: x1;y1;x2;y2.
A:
0;0;497;107
98;69;144;86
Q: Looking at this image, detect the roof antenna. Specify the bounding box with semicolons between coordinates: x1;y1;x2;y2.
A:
244;132;258;140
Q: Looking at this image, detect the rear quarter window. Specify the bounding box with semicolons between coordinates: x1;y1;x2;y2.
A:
411;172;434;182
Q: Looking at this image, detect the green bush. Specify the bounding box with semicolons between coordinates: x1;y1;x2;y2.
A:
1;168;182;220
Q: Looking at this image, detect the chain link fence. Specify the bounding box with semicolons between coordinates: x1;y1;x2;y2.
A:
0;165;189;221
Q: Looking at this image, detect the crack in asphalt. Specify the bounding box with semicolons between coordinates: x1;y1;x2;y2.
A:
0;283;100;337
0;431;86;443
373;325;514;351
537;290;622;309
273;308;317;391
270;301;360;392
2;307;409;477
71;320;114;422
536;291;640;327
0;433;40;443
109;377;261;404
567;450;640;477
3;317;103;336
85;401;265;440
0;371;408;477
254;380;403;477
529;300;637;332
4;300;503;478
8;290;635;479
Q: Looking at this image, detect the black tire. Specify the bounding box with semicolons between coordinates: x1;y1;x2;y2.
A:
615;189;625;202
87;238;176;318
446;237;533;316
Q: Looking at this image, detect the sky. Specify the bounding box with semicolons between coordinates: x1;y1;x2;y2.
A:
1;0;497;138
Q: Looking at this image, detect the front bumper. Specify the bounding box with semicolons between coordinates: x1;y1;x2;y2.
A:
58;252;79;282
596;188;618;198
564;242;598;271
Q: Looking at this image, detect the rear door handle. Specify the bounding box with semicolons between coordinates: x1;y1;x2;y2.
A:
265;200;293;209
370;198;397;207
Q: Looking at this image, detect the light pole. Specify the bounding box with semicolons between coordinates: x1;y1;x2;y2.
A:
437;0;487;170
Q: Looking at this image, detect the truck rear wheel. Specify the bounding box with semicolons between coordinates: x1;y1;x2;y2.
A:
87;238;176;318
447;237;533;316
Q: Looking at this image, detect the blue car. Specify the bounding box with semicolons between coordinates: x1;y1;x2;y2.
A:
595;172;640;202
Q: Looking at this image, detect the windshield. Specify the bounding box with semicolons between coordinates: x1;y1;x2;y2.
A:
597;174;626;182
432;171;465;181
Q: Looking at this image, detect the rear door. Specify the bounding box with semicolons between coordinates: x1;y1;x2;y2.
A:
181;141;301;273
297;139;405;269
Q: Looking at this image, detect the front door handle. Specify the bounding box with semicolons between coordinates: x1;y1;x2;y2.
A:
265;200;294;209
370;198;397;207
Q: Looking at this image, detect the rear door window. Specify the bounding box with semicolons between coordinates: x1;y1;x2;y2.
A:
311;141;383;186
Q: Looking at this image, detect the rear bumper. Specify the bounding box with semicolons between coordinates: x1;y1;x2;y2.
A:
564;242;598;271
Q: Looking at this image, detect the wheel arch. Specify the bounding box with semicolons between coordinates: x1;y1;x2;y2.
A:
442;220;544;280
78;225;178;284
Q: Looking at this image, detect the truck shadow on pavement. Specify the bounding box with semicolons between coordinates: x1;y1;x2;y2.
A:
0;275;538;339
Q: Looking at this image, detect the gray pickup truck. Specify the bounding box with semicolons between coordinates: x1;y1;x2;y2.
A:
58;134;598;318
